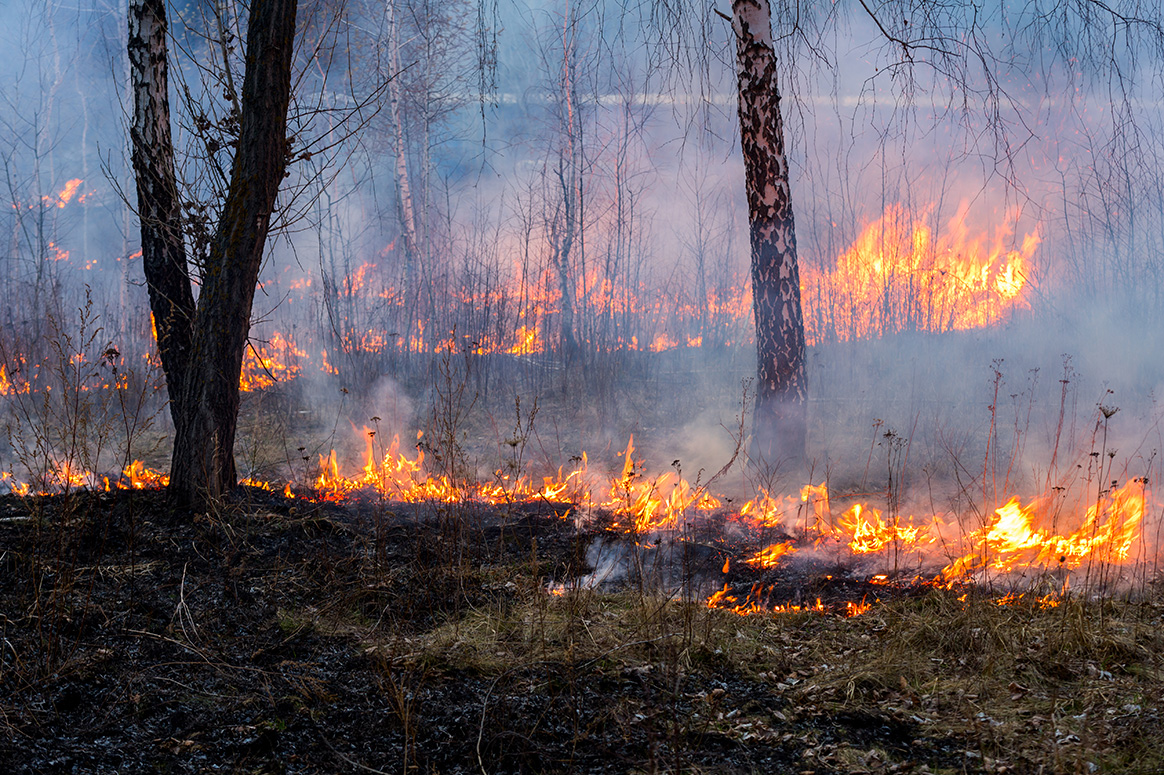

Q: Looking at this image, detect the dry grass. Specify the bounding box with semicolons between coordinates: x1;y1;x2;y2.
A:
285;542;1164;775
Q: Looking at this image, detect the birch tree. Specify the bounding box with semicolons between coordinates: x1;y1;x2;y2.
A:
730;0;806;466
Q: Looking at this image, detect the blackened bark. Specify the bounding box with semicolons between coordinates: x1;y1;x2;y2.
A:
168;0;298;508
732;0;808;466
129;0;298;510
128;0;195;425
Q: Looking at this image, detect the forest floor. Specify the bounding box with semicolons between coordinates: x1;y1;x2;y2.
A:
1;489;1163;774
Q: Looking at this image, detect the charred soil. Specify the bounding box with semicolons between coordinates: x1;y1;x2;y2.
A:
0;490;1162;774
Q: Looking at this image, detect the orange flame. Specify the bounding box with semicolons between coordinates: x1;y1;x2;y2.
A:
745;541;797;568
120;460;170;489
43;179;83;209
5;428;1151;622
240;332;307;391
802;203;1037;344
0;363;31;396
942;479;1146;580
835;503;931;554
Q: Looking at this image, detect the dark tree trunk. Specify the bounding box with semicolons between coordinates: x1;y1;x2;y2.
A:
732;0;808;468
128;0;195;425
129;0;298;509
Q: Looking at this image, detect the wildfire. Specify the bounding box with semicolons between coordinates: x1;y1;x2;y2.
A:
39;202;1032;403
5;426;1151;620
239;332;307;391
802;203;1037;344
600;437;721;532
835;503;931;554
4;197;1042;406
941;479;1146;581
43;179;83;209
506;325;544;355
0;363;30;396
745;541;797;568
311;428;585;507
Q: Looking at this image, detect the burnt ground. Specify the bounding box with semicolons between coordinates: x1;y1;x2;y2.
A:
1;490;1163;774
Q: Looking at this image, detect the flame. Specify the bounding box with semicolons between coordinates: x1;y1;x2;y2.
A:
189;201;1032;386
745;541;797;568
46;242;70;262
5;429;1151;621
120;460;170;489
0;363;30;396
802;203;1037;344
846;598;873;617
344;262;375;295
506;325;544;355
600;437;721;532
835;503;931;554
4;461;98;494
942;479;1146;580
311;429;584;507
239;332;307;391
736;490;790;529
43;179;83;209
320;349;340;375
707;584;827;616
2;471;30;496
649;332;678;352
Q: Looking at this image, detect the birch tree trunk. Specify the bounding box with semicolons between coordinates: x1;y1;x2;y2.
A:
732;0;808;467
385;0;421;287
129;0;298;509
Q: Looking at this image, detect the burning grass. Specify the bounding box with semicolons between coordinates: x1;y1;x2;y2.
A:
1;489;1162;774
4;427;1158;611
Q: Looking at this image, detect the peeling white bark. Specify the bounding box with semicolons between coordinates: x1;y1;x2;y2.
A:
732;0;808;465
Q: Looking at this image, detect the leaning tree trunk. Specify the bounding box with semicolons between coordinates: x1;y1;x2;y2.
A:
732;0;808;467
130;0;298;510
